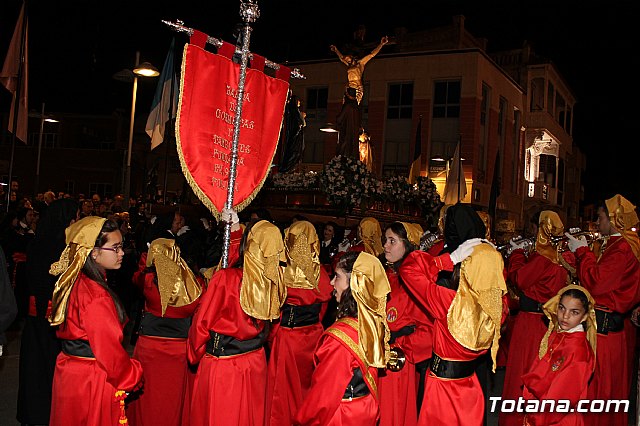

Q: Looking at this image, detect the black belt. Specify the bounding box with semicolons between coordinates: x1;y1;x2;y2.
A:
280;303;322;328
595;309;624;335
205;330;265;357
389;324;416;344
61;339;95;358
429;353;478;379
343;367;370;399
138;311;191;338
519;294;543;313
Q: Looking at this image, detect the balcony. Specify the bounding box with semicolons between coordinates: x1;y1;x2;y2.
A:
526;181;557;204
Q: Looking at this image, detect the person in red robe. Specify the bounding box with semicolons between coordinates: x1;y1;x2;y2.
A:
48;216;143;426
399;203;507;426
500;210;575;426
378;221;433;426
187;218;287;426
127;238;203;426
565;194;640;426
265;220;334;426
522;284;597;426
295;251;391;426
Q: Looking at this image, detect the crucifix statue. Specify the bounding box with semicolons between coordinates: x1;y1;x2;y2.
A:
330;35;389;105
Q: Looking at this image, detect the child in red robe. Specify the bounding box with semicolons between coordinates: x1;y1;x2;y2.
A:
48;217;143;426
522;284;597;426
294;251;391;425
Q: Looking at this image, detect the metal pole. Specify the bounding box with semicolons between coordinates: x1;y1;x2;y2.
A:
163;44;176;205
124;51;140;206
457;152;461;202
34;102;44;196
162;122;170;205
220;0;260;268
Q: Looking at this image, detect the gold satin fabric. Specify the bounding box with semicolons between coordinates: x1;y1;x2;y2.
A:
350;252;391;368
49;216;107;326
438;204;453;235
147;238;202;316
240;220;287;320
282;220;320;289
535;211;564;264
400;222;423;247
476;211;492;240
538;284;597;366
605;194;640;260
358;217;383;256
447;243;507;372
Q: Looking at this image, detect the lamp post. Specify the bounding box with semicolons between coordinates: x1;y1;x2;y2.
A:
32;102;59;195
119;51;159;206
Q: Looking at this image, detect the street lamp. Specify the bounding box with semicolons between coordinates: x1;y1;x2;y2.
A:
320;123;338;133
29;103;60;196
430;155;465;177
115;51;159;206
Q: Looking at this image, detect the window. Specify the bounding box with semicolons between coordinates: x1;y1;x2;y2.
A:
79;126;115;150
480;84;489;125
538;154;556;188
305;87;328;121
303;87;329;164
557;158;565;206
433;80;460;118
555;93;566;127
512;109;521;193
65;180;75;196
28;132;59;148
498;97;507;136
383;139;410;173
530;78;544;112
89;183;113;199
479;82;490;180
546;82;555;115
565;105;573;135
387;83;413;119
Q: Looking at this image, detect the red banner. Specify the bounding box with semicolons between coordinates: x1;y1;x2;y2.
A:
176;42;290;219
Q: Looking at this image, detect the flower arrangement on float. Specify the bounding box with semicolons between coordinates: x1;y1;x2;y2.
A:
318;155;373;212
269;170;319;190
412;176;442;214
382;175;414;205
266;156;442;220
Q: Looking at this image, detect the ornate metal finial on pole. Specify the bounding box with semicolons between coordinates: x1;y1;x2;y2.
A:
220;0;259;268
239;0;260;23
162;19;306;80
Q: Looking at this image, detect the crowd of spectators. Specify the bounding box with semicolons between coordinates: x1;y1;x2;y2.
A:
0;181;358;334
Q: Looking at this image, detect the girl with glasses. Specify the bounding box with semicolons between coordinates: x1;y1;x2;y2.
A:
48;216;143;426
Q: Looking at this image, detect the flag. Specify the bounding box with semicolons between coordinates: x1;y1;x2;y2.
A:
1;1;28;144
488;149;501;233
145;38;178;150
408;116;422;183
443;140;466;204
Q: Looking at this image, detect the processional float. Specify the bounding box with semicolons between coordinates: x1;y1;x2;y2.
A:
163;1;305;267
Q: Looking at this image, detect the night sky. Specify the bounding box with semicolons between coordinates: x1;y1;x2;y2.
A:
1;0;638;207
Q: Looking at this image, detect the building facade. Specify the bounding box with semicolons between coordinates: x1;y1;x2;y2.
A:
289;15;584;238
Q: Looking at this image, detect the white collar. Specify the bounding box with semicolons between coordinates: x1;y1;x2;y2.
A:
559;323;584;333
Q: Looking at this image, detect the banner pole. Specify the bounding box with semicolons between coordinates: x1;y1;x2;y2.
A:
220;0;260;268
